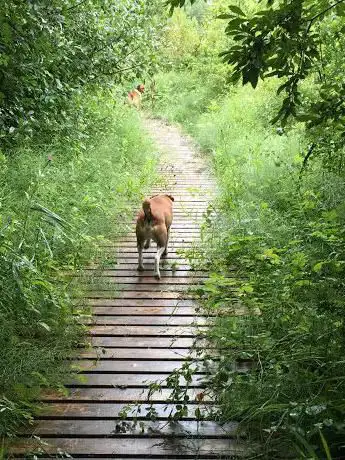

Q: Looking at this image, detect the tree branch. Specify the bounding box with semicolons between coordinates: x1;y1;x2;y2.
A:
299;143;316;179
66;0;89;12
306;0;345;32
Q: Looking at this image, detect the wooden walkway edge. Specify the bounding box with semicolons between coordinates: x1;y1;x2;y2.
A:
10;119;248;459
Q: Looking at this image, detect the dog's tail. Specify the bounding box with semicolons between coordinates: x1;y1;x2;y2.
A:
142;199;151;219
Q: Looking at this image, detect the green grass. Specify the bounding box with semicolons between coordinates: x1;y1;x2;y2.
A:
151;69;345;458
0;91;157;438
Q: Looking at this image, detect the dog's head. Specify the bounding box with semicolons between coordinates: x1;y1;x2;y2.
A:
137;84;145;93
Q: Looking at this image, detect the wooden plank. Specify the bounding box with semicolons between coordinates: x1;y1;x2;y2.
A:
83;277;205;285
77;347;203;360
114;231;202;236
66;373;205;387
40;387;209;402
88;307;199;316
100;247;198;253
111;241;199;246
85;285;194;292
10;437;249;457
89;325;207;337
84;291;192;299
83;298;197;307
117;236;201;243
84;306;256;319
21;420;237;437
82;315;208;326
35;403;210;419
80;271;207;279
87;264;197;271
84;277;204;285
71;359;203;373
34;454;223;460
89;336;202;348
99;252;192;259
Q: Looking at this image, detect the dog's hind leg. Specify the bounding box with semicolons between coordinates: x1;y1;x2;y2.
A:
144;239;151;249
154;246;166;280
163;228;170;257
137;243;144;271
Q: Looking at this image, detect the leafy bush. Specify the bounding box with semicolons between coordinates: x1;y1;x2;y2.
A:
151;4;345;457
0;94;157;437
190;86;345;459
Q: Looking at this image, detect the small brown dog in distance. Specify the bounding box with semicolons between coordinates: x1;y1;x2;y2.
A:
127;84;145;109
136;194;174;279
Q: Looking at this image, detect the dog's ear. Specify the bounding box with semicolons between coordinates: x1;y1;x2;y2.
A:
166;194;174;202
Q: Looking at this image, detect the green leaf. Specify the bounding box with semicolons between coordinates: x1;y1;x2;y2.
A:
319;429;332;460
243;67;259;88
228;5;246;17
38;322;51;332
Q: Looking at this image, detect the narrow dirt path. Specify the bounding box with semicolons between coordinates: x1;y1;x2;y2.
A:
12;119;248;458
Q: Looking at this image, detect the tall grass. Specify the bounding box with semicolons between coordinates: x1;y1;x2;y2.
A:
151;68;345;458
0;91;157;437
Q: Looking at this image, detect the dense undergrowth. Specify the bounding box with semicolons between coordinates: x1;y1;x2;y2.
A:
148;2;345;458
0;94;157;438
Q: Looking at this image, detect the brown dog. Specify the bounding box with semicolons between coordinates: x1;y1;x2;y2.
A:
127;84;145;109
136;194;174;279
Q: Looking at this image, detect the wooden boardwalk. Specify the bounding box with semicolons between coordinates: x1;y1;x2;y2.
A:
12;119;247;458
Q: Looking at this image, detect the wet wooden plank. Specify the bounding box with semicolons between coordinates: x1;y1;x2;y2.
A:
90;325;208;337
107;246;201;254
87;264;197;271
40;387;209;402
81;276;207;284
77;347;201;360
116;237;201;243
89;336;203;348
87;306;198;315
21;419;237;437
80;296;198;311
34;403;213;419
71;359;202;373
96;253;193;260
81;270;206;278
82;298;197;307
89;307;200;316
109;242;201;249
83;291;193;299
67;372;205;387
11;437;249;457
85;285;195;292
83;315;208;326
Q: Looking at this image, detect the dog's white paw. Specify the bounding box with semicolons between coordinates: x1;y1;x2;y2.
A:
154;272;161;280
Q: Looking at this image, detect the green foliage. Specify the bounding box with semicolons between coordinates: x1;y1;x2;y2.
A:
162;80;345;457
218;0;345;130
0;0;162;443
166;0;345;163
0;95;157;438
151;4;345;457
0;0;163;148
